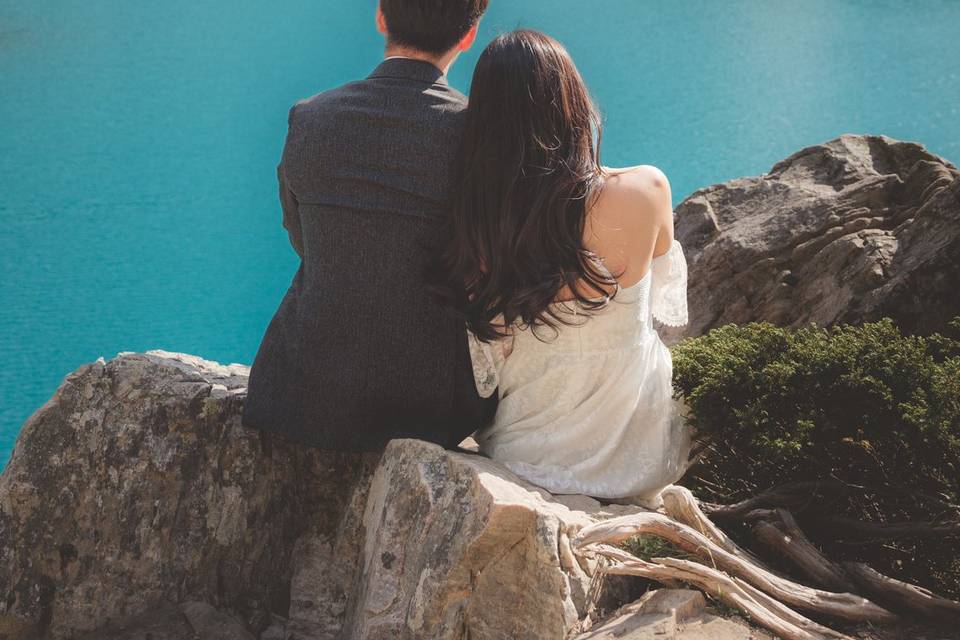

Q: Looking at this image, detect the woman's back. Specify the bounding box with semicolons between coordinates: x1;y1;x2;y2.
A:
430;29;695;502
470;230;691;501
469;167;693;501
556;164;677;303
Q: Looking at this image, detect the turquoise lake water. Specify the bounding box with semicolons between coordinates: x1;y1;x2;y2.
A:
2;1;959;466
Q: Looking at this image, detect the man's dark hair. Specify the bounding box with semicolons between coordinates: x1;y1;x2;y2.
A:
380;0;489;56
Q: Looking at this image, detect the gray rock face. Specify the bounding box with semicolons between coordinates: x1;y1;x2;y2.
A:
0;351;380;639
4;135;952;639
0;350;646;640
663;135;960;344
349;437;600;639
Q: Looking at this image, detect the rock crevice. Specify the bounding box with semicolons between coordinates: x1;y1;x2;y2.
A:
0;351;644;640
662;134;959;345
3;135;957;639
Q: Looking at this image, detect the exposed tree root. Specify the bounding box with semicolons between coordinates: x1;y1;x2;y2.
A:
569;483;960;639
660;484;773;571
752;508;856;592
803;515;960;541
842;561;960;624
584;542;851;640
699;481;848;519
571;510;896;625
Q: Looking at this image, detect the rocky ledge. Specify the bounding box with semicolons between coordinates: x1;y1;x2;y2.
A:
2;134;957;640
661;134;959;344
2;350;764;640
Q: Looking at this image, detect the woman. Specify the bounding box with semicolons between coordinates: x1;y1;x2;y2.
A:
431;29;695;508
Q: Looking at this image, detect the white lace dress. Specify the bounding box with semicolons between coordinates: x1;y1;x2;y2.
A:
468;239;694;503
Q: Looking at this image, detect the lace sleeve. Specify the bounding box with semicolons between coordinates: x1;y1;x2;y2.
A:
649;239;689;327
466;325;511;398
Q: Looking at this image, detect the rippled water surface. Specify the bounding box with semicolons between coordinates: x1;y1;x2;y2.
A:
2;1;959;465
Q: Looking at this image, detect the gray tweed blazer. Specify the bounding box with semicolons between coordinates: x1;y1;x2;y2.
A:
242;58;498;452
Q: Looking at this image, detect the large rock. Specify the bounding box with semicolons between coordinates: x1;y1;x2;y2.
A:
8;135;952;639
0;350;381;639
665;134;960;343
0;350;647;640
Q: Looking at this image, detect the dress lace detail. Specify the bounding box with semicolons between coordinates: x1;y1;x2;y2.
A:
467;328;501;398
466;237;693;500
649;239;689;327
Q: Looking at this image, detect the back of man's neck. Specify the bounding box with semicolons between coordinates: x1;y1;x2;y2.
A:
384;46;454;75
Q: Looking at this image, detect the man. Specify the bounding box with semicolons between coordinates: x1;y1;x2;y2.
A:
242;0;496;453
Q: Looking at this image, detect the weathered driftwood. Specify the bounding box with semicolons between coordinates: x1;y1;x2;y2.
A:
700;481;848;519
701;481;960;540
576;482;960;639
755;507;960;623
805;515;960;541
752;509;856;592
842;561;960;623
660;484;772;570
586;543;851;640
571;510;897;625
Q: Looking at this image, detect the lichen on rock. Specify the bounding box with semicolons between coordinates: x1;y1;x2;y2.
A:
662;134;960;345
3;135;957;640
0;350;644;639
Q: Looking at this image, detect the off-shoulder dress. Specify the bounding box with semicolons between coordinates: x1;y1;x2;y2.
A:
467;238;694;505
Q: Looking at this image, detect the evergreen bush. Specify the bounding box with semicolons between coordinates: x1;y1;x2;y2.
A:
670;316;960;598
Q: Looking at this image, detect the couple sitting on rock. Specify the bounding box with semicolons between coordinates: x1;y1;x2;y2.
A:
242;0;695;509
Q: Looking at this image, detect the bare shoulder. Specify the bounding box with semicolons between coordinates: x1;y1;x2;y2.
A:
588;164;672;230
601;164;671;201
583;165;674;280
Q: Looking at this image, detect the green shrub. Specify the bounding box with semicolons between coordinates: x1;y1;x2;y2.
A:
670;316;960;597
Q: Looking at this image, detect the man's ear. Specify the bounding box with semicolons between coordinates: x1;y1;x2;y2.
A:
456;23;480;52
375;5;388;36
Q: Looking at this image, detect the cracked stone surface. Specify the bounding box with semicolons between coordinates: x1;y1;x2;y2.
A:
343;437;640;640
659;134;960;345
0;350;646;640
4;136;951;639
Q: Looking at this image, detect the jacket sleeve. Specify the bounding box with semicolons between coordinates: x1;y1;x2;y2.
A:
278;104;304;260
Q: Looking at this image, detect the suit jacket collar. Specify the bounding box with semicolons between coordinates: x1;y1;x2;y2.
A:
367;57;449;86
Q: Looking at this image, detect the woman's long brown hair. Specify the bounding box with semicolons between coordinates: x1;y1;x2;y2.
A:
428;29;618;342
